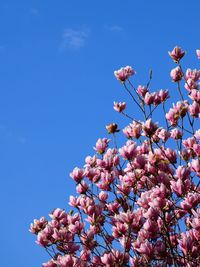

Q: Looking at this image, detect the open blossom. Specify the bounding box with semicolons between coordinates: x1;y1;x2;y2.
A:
123;121;142;139
188;101;200;117
194;129;200;139
170;128;183;139
113;101;126;112
166;107;179;126
170;66;184;82
185;68;200;81
137;85;148;97
168;46;185;63
134;240;153;257
190;159;200;173
184;78;198;91
144;92;155;105
166;101;189;126
196;49;200;59
70;167;85;183
94;138;110;154
55;255;76;267
114;66;135;82
119;140;137;160
157;89;169;103
142;118;158;136
29;217;47;234
189;89;200;102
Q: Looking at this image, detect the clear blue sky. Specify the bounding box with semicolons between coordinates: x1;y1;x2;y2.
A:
0;1;199;266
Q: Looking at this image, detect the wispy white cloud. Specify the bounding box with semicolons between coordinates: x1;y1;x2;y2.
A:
61;27;90;50
30;7;39;16
105;25;123;32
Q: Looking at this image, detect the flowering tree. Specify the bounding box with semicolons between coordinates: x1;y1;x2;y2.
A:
30;47;200;267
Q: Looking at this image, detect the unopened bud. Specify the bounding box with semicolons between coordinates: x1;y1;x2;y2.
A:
106;123;119;134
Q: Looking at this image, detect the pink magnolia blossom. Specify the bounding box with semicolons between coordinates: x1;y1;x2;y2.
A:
94;138;110;154
185;68;200;81
189;89;200;102
113;101;126;112
188;101;200;117
168;46;185;63
170;128;183;139
194;129;200;139
114;66;135;82
170;66;184;82
123;121;142;139
137;85;148;97
70;167;85;183
196;49;200;59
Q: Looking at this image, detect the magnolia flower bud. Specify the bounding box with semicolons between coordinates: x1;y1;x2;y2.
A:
106;123;119;134
168;46;185;63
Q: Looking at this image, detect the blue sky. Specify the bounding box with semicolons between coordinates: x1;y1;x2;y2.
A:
0;0;199;266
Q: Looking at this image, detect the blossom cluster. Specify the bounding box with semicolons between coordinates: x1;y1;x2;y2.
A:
30;47;200;267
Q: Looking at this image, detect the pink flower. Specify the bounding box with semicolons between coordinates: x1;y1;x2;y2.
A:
76;181;88;193
183;136;197;148
170;128;183;139
194;129;200;140
106;123;119;134
176;166;190;180
144;92;155;105
189;89;200;102
49;208;67;223
68;221;84;234
180;149;191;161
84;155;97;166
143;219;159;235
69;195;78;207
184;78;198;91
185;68;200;82
56;255;75;267
123;121;142;139
188;101;200;117
196;49;200;59
156;128;170;142
94;138;110;154
168;46;185;63
157;89;169;102
113;101;126;112
170;178;190;196
29;217;47;234
114;66;135;82
170;66;184;82
181;193;200;210
98;191;108;202
193;144;200;157
137;85;148;97
119;140;137;160
134;240;153;257
178;231;197;256
166;108;179;126
36;225;53;247
190;159;200;173
70;167;85;183
142;118;158;136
